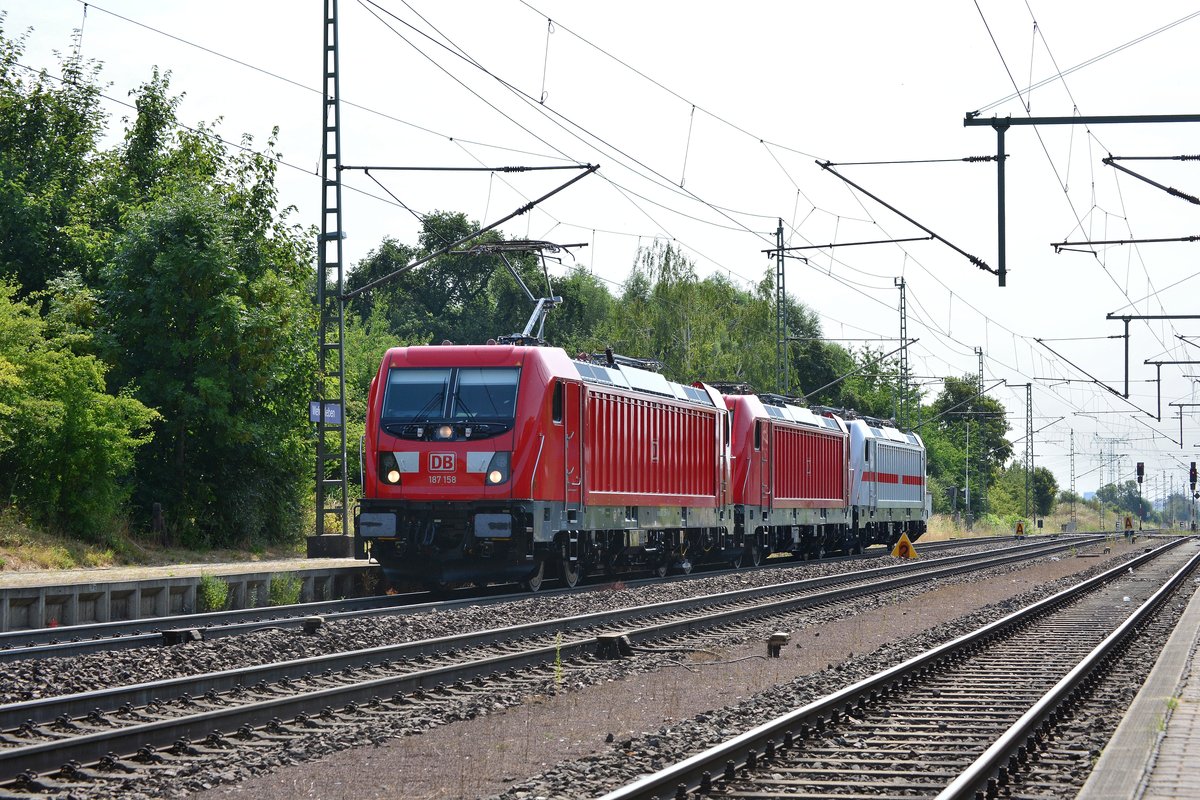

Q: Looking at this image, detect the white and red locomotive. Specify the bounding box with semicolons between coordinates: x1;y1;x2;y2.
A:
354;343;927;590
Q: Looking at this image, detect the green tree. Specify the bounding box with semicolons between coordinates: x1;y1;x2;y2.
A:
539;266;614;355
984;463;1057;519
919;376;1011;519
0;25;107;295
1031;466;1058;517
0;280;156;537
345;212;561;346
345;236;418;331
102;129;314;546
342;306;415;489
1161;492;1194;528
1096;480;1151;520
596;244;840;394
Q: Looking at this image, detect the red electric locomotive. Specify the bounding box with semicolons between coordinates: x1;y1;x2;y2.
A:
723;393;854;562
356;344;737;590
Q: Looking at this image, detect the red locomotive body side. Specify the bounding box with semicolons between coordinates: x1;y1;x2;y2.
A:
722;393;853;559
583;388;722;509
769;425;849;509
724;394;848;510
358;344;733;589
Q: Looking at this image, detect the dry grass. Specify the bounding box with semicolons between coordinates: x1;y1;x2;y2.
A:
922;514;1014;541
0;508;304;573
924;501;1152;543
0;510;117;571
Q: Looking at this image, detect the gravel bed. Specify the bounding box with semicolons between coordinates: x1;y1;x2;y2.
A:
483;551;1160;799
1015;579;1200;797
0;537;1138;800
155;543;1149;799
0;541;1017;704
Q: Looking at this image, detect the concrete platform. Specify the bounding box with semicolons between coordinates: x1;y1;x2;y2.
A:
0;555;378;632
1077;542;1200;800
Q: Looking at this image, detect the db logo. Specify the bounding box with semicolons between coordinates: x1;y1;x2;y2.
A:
429;453;456;472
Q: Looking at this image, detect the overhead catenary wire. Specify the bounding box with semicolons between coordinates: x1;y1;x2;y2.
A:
34;1;1197;473
342;164;599;300
61;0;1170;418
972;9;1200;115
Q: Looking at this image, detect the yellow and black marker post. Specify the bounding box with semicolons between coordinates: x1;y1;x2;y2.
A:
891;533;918;559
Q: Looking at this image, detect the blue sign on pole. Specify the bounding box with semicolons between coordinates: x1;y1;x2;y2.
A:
309;401;343;424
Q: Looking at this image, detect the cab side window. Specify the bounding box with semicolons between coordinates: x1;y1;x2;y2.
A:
552;381;564;423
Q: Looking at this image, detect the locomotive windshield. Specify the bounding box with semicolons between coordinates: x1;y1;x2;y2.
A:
453;368;519;420
381;367;520;427
382;368;451;422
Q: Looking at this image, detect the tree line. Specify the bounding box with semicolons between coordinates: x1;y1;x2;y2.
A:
2;32;311;548
1;28;1054;552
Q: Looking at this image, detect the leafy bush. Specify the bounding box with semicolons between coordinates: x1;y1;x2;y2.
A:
268;574;302;606
0;281;157;539
197;573;229;612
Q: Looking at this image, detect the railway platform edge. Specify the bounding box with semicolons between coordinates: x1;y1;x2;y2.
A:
0;556;376;632
1077;543;1200;800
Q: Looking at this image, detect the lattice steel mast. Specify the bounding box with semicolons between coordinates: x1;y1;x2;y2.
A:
1069;429;1077;530
776;219;787;394
315;0;349;542
1024;383;1033;518
896;277;908;429
976;346;985;517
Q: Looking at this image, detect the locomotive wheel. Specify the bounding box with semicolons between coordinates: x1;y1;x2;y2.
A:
653;560;669;578
748;542;763;568
729;549;744;569
560;555;581;588
522;560;546;593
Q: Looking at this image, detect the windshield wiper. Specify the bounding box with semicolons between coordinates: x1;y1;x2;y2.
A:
407;390;446;425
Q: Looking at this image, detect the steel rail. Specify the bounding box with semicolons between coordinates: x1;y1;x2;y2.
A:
594;538;1186;800
0;592;419;653
0;539;1101;778
0;538;1082;732
938;545;1200;799
0;536;1037;661
0;640;577;778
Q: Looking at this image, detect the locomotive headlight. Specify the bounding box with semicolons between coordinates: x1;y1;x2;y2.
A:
379;452;402;485
485;451;511;485
434;424;454;440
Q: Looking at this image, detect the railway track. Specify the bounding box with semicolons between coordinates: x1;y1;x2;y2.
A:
0;536;1026;662
0;535;1102;795
595;537;1200;800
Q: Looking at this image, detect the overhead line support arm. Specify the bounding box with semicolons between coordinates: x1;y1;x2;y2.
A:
760;235;934;254
340;164;587;172
816;161;995;276
1053;234;1200;251
342;164;598;301
963;113;1200;288
1102;157;1200;205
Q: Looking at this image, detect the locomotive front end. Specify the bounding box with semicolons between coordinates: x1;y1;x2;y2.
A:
357;345;541;588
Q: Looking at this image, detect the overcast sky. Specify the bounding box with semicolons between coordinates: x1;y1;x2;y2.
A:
4;0;1199;502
